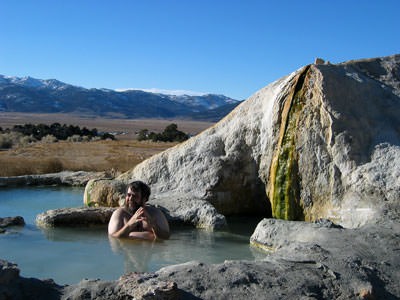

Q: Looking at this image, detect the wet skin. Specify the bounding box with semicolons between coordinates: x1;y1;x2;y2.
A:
108;188;170;240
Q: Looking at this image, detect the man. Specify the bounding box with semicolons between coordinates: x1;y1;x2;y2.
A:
108;181;170;240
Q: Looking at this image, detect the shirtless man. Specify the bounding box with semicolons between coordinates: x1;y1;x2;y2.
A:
108;181;170;240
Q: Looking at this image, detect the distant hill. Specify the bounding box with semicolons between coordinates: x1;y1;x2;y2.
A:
0;75;240;120
186;102;242;122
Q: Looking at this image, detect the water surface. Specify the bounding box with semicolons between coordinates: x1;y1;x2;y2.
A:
0;186;266;284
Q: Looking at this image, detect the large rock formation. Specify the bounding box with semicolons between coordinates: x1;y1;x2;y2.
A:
86;54;400;229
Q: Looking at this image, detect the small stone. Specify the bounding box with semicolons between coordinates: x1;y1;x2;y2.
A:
327;269;337;279
118;272;179;300
0;216;25;228
359;289;375;300
0;260;20;284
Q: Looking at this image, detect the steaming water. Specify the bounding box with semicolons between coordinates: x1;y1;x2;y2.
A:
0;186;266;285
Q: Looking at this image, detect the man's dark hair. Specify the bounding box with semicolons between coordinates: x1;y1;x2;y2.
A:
126;181;151;200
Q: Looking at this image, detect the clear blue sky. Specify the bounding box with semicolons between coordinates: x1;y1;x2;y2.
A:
1;0;399;100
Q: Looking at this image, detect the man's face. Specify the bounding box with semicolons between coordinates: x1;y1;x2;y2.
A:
125;188;145;213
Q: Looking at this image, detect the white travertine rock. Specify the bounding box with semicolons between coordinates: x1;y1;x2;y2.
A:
85;54;400;228
35;207;116;228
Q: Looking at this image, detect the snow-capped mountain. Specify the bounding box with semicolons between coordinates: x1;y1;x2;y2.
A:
0;75;73;90
168;94;238;110
0;75;240;120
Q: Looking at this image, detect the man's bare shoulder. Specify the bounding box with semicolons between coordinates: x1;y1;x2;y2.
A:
145;205;165;215
112;207;129;218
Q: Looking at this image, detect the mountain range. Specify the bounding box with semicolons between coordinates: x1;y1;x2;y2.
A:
0;75;241;121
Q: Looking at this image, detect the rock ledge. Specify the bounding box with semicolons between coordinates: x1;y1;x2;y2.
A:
0;171;108;187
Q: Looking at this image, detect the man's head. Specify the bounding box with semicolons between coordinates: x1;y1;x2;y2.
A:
124;181;151;213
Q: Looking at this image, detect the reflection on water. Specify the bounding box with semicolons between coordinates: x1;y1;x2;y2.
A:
109;236;157;273
0;187;267;285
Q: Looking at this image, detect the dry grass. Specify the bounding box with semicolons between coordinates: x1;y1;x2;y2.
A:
0;112;215;177
0;139;178;177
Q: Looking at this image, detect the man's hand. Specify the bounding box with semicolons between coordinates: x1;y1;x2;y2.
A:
126;207;145;229
108;205;170;240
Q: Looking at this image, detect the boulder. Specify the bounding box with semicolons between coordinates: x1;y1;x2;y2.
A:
152;197;227;230
83;178;126;207
248;218;400;299
85;54;400;228
35;207;116;228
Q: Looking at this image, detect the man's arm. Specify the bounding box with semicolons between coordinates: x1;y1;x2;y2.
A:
108;209;143;238
145;208;170;240
128;231;155;240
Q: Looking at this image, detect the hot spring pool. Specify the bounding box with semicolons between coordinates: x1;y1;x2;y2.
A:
0;186;266;284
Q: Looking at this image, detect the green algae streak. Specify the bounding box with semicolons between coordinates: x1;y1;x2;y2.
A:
250;240;275;253
270;66;310;220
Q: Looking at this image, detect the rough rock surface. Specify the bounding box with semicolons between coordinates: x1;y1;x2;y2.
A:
151;198;227;229
85;54;400;229
0;171;108;187
84;178;126;207
249;218;400;299
0;259;180;300
36;207;116;228
2;217;399;299
0;259;62;300
117;272;179;300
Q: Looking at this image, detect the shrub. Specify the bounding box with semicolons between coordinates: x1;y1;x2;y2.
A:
81;135;91;142
0;132;36;149
18;135;37;147
139;124;189;142
138;129;149;141
0;133;13;149
91;136;102;142
11;122;104;141
41;134;58;144
101;132;115;140
67;135;83;142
